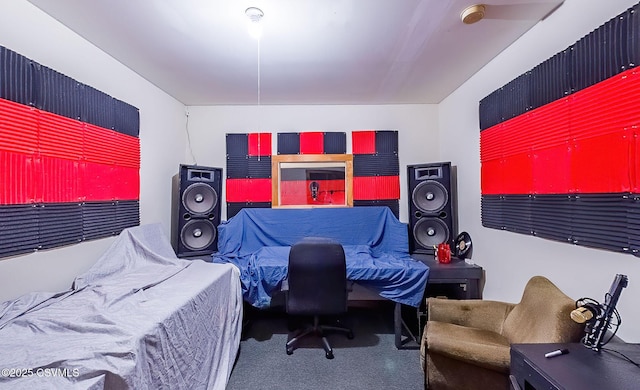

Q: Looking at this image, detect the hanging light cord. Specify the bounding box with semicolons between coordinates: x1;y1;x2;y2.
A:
257;36;261;105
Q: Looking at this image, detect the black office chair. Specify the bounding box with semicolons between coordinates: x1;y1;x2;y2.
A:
285;238;354;359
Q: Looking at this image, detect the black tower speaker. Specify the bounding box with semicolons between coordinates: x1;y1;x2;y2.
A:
171;165;223;257
407;162;457;255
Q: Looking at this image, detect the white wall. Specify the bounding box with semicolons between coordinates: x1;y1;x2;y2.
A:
0;1;186;302
439;0;640;342
185;104;438;221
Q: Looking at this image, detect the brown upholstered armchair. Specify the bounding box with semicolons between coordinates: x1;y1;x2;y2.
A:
420;276;584;390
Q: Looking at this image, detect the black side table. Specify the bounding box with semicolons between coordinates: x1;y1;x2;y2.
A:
395;254;484;349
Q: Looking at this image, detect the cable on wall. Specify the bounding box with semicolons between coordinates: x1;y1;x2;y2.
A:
185;107;197;165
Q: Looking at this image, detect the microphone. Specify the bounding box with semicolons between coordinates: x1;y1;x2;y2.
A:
309;181;319;201
570;301;601;324
571;274;628;351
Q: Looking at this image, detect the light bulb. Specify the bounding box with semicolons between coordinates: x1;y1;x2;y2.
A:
245;7;264;40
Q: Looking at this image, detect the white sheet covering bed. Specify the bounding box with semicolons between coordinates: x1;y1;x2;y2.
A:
0;224;243;390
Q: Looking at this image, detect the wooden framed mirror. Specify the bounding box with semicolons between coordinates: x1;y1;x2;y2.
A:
271;154;353;208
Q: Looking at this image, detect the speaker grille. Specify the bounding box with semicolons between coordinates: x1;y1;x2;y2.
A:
182;183;218;215
412;180;448;213
180;219;216;251
413;218;450;249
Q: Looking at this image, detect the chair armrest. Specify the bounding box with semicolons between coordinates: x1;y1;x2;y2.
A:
427;298;515;334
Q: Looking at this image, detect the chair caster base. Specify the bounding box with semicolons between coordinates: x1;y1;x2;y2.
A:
325;351;334;359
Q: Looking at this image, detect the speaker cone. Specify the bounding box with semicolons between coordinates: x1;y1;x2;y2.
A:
180;219;216;251
413;218;450;249
182;183;217;215
412;181;448;213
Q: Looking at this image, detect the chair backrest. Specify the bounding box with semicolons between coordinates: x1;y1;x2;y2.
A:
286;238;348;316
502;276;583;344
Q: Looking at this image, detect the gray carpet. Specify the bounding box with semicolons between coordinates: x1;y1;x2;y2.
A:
226;301;424;390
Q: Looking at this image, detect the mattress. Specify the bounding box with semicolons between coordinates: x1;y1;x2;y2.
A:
0;224;243;390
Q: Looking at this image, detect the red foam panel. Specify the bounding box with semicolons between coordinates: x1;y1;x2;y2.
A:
248;133;272;157
0;150;36;205
39;113;83;160
226;178;272;202
0;98;38;155
352;131;376;155
481;68;640;195
39;155;81;203
353;176;400;200
299;132;324;154
634;127;640;193
571;131;631;193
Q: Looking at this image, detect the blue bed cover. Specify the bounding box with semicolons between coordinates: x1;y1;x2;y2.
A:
212;207;429;307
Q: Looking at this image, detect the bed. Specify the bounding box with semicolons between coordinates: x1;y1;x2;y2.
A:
0;224;243;390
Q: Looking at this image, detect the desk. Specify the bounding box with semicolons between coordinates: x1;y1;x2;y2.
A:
394;254;484;349
510;343;640;389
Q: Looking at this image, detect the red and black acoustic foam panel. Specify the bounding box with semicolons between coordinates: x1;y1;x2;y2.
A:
277;132;346;155
478;2;640;256
0;46;140;258
226;133;272;218
351;130;400;218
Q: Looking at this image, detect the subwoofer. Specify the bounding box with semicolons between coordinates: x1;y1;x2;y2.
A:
407;162;457;255
171;165;222;257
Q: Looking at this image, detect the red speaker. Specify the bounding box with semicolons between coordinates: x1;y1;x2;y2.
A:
171;165;222;257
407;162;457;255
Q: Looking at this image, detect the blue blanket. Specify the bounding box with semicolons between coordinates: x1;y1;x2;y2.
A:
212;207;429;307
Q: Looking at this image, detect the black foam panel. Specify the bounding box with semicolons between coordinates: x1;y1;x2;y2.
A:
80;84;114;130
0;46;35;106
0;205;39;258
277;132;300;155
529;50;571;112
323;132;347;154
82;201;118;240
482;193;638;255
227;202;272;219
375;131;399;154
353;154;399;176
35;65;81;121
353;200;399;219
38;203;83;249
113;98;140;137
226;133;249;157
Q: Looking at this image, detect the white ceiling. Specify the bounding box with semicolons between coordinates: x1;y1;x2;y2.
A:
27;0;564;106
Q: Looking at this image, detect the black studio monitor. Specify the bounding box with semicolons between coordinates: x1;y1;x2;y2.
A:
171;165;223;257
407;162;458;255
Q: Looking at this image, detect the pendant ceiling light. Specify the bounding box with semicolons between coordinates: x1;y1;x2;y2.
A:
245;7;264;40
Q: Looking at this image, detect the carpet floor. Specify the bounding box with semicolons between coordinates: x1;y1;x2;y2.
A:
226;301;424;390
